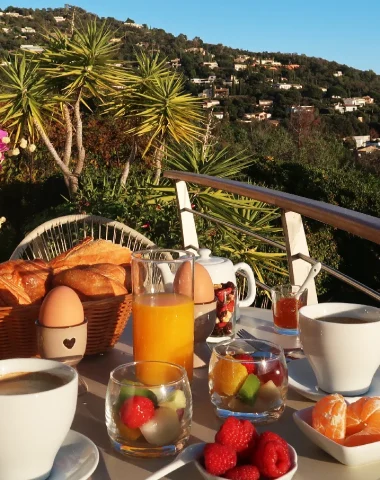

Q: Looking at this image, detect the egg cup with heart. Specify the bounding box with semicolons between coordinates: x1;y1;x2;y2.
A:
36;285;88;394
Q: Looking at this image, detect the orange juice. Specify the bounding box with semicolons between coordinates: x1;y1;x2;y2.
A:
133;293;194;383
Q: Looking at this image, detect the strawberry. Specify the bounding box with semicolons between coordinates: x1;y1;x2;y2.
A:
203;443;237;476
225;465;260;480
234;353;256;374
120;396;155;429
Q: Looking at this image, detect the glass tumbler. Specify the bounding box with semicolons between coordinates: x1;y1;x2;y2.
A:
271;284;308;335
132;249;195;382
209;339;288;424
106;361;192;457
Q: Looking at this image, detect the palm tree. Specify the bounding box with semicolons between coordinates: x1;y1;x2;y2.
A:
111;52;203;185
0;21;126;196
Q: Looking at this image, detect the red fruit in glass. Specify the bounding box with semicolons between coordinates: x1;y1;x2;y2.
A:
257;360;286;387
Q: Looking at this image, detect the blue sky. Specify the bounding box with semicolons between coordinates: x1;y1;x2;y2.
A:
6;0;380;73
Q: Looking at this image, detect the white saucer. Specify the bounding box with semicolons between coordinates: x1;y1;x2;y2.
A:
50;430;99;480
288;358;380;403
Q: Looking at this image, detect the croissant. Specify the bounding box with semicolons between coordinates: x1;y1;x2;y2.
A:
0;259;52;306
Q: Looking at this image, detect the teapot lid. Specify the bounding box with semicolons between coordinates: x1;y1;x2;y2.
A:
197;248;228;265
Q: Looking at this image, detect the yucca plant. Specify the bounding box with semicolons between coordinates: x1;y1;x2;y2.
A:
149;141;287;288
110;52;203;185
0;21;126;196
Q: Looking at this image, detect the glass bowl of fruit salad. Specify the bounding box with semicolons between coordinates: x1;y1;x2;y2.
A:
106;361;192;457
209;339;288;424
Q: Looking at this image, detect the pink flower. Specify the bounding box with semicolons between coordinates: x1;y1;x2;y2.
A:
0;130;8;141
0;130;10;155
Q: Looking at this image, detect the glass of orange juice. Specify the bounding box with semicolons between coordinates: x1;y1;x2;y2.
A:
131;249;195;382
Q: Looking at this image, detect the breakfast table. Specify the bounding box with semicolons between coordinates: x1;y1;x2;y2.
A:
75;308;380;480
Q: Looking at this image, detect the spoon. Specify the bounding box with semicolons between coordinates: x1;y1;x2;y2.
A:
145;442;205;480
295;262;322;300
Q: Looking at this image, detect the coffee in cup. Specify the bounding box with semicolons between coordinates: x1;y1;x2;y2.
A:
299;303;380;396
0;358;78;480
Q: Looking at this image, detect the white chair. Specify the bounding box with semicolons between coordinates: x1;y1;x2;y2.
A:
10;214;155;261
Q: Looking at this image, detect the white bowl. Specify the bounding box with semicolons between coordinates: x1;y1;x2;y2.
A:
195;444;298;480
293;406;380;466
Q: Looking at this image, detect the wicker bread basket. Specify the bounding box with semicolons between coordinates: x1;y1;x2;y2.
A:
1;215;156;359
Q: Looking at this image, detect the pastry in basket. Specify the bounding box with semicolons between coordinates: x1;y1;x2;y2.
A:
49;237;132;272
52;264;129;301
0;259;52;306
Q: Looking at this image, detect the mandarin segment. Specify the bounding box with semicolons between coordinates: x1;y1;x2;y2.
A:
344;426;380;447
312;393;347;443
212;355;248;396
346;397;368;436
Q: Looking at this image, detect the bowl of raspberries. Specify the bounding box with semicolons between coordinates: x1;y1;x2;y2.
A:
195;417;297;480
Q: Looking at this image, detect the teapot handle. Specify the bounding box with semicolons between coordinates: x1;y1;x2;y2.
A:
233;263;256;308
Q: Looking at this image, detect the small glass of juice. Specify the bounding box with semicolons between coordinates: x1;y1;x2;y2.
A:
132;249;195;381
270;284;308;335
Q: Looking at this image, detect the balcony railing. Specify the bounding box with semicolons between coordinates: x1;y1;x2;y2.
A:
163;171;380;304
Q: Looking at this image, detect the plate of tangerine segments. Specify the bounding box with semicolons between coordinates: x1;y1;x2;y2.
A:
293;393;380;466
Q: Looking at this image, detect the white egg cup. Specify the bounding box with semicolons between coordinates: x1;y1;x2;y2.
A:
35;319;88;395
35;319;87;365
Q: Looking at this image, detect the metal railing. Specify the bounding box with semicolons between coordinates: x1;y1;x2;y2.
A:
164;171;380;303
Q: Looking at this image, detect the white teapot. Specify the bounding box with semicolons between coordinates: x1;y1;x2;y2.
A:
195;248;256;309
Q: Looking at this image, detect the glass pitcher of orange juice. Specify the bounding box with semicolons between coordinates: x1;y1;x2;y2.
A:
131;250;195;382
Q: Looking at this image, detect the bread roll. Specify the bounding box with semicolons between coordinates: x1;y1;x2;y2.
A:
52;265;128;301
50;237;132;272
90;264;127;288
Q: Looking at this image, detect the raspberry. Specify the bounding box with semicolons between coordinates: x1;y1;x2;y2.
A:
257;431;288;450
119;396;155;429
203;443;237;476
253;441;291;479
215;417;258;454
234;354;256;374
225;465;260;480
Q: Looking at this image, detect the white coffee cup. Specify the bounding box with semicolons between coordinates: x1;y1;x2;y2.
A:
299;303;380;396
0;358;78;480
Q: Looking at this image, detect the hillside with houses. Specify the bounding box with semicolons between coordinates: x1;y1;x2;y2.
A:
1;4;380;156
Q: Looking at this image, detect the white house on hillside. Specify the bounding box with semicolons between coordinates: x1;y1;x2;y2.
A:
351;135;370;148
21;27;36;33
343;97;366;107
334;103;358;113
234;64;247;71
273;83;302;90
124;22;143;28
202;61;219;69
54;16;66;22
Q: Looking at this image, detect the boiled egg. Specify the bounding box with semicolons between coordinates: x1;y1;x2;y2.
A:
39;286;84;327
173;262;215;304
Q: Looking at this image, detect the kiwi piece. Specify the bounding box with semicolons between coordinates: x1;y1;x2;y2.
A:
118;382;158;408
238;374;261;405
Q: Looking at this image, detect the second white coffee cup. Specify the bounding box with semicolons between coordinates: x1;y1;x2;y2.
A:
299;302;380;396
